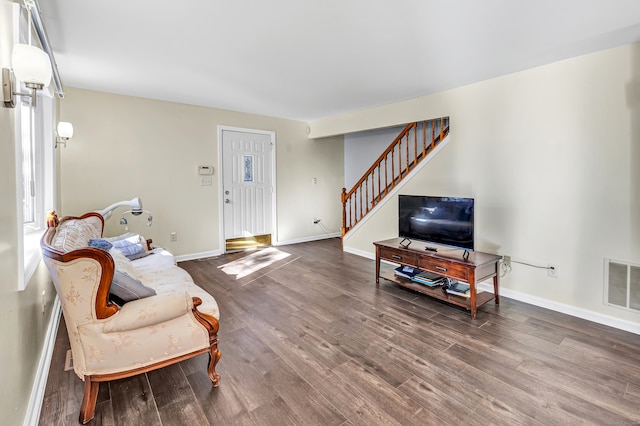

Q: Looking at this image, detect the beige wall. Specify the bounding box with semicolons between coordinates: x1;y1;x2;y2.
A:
59;89;344;256
0;1;58;424
313;43;640;325
2;8;637;422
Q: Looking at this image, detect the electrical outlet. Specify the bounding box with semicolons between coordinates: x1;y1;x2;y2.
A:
548;264;558;278
503;255;511;268
313;218;321;224
170;232;177;242
200;177;213;186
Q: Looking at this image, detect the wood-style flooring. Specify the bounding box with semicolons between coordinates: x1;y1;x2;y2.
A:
39;238;640;425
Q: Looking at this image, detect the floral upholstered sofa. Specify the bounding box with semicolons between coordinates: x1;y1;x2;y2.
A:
40;211;221;424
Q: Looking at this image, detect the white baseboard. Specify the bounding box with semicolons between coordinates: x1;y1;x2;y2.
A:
477;282;640;335
344;247;640;336
175;233;341;262
343;246;375;260
24;296;62;426
175;249;224;262
275;232;341;247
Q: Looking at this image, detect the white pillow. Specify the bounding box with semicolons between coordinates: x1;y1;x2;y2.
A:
109;248;139;279
53;216;103;252
104;232;137;242
111;237;148;260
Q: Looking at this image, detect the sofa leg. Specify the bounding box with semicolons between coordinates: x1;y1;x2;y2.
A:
79;377;99;424
208;340;221;387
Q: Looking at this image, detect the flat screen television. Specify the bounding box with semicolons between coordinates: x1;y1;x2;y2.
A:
398;195;474;251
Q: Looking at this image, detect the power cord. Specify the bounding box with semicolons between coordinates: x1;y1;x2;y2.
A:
314;215;343;236
316;220;339;236
501;258;555;277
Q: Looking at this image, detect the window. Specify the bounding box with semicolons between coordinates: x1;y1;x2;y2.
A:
14;19;55;289
11;0;56;290
16;87;54;290
20;94;40;229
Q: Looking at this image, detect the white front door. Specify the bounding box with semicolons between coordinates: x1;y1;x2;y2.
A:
221;128;275;250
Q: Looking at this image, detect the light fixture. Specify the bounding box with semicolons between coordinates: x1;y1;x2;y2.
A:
97;197;153;228
3;44;52;108
55;121;74;148
119;210;153;229
98;197;143;219
23;0;65;98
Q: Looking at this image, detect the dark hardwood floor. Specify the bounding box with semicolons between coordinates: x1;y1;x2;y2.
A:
39;238;640;425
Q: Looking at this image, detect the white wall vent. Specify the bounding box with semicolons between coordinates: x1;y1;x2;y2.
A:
604;258;640;312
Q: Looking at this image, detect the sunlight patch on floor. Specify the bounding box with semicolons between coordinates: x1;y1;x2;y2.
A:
218;247;291;279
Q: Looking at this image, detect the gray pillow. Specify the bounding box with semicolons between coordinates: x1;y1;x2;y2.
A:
109;270;156;303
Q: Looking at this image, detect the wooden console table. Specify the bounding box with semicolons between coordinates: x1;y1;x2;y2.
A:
374;238;501;318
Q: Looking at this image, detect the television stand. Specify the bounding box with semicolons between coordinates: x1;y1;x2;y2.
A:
374;238;501;318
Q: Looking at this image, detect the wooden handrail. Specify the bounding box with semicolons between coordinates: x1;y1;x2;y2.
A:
341;117;450;236
343;122;416;202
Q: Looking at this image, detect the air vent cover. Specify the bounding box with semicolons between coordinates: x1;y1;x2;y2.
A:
605;259;640;312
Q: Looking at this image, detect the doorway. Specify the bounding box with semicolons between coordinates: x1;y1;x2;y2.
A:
219;126;276;252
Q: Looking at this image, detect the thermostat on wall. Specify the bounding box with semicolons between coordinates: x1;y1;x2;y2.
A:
198;165;214;175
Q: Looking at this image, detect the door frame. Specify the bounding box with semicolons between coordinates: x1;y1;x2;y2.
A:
217;125;277;252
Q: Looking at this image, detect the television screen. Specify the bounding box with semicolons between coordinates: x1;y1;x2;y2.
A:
399;195;474;251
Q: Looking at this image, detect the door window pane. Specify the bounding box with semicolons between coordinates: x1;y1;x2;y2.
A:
243;155;254;183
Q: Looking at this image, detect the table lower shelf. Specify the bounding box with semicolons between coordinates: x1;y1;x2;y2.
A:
379;272;496;311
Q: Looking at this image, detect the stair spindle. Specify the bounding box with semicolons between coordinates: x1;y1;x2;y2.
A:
341;119;449;237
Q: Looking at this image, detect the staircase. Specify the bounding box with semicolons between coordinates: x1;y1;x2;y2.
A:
341;117;450;237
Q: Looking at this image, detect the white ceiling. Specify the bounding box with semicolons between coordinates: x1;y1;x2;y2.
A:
39;0;640;122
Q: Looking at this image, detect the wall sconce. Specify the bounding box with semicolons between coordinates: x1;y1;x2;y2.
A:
2;44;52;108
55;121;74;148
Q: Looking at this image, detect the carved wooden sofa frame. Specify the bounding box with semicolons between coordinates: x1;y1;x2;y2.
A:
41;212;221;424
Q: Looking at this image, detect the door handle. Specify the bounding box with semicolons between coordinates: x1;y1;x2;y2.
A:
225;199;230;204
